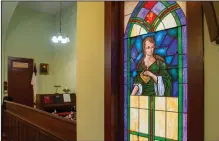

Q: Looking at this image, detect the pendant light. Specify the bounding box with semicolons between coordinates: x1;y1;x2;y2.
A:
51;2;70;44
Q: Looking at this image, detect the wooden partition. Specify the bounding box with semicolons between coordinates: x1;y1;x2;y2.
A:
3;101;76;141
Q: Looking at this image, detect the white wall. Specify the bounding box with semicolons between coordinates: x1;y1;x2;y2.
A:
3;3;77;95
53;3;77;93
4;4;56;93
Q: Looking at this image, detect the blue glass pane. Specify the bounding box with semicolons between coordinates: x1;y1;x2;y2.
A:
137;8;149;19
160;34;174;47
135;52;143;64
167;28;178;37
130;77;134;90
167;1;176;5
175;9;186;25
124;85;127;107
131;47;139;59
124;130;128;141
169;68;178;81
130;2;143;18
182;26;187;54
165;56;174;65
124;62;127;72
155;47;168;57
132;71;138;77
130;59;136;71
167;39;178;55
183;68;187;83
183;54;187;67
131;38;136;46
171;54;178;66
124;23;131;39
124;71;127;84
154;30;167;48
151;2;166;15
124;39;128;62
142;32;156;39
172;80;178;97
135;37;142;52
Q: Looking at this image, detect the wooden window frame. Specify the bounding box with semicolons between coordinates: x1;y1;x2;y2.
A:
104;2;204;141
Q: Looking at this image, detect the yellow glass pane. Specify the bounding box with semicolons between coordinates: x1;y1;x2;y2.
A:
124;2;138;15
155;111;166;137
130;96;139;108
130;108;139;132
166;112;178;140
139;136;148;141
139;96;148;109
130;134;138;141
131;24;141;37
155;97;166;111
162;13;177;29
166;97;178;112
139;109;148;134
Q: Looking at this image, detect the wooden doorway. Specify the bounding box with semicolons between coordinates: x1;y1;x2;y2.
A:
8;57;34;107
104;2;204;141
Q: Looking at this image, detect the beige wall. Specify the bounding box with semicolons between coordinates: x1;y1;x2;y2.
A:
76;2;104;141
204;15;219;141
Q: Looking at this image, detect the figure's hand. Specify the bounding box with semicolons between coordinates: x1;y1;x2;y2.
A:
143;71;153;77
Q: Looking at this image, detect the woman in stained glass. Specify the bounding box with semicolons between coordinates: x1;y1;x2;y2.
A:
131;36;172;96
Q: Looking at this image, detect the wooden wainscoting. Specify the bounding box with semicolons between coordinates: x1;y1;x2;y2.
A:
3;101;76;141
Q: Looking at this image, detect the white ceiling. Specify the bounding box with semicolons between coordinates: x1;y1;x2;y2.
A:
18;1;75;15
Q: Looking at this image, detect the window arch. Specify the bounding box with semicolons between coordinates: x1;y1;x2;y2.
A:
124;1;187;141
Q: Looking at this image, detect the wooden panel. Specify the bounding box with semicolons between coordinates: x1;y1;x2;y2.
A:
201;2;219;42
104;2;124;141
8;57;34;107
3;101;76;141
187;2;204;141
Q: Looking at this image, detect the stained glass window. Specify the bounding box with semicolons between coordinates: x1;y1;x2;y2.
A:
124;1;187;141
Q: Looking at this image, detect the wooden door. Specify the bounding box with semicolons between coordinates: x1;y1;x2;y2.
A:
8;57;34;107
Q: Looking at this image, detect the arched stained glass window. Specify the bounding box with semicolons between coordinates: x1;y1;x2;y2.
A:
124;1;187;141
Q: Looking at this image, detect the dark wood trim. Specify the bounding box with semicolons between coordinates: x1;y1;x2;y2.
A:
104;2;204;141
201;2;219;42
104;2;113;141
104;2;124;141
187;2;204;141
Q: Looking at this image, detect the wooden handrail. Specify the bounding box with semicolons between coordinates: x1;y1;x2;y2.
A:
3;100;76;141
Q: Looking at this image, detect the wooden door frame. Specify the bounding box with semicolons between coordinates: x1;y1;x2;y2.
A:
104;2;204;141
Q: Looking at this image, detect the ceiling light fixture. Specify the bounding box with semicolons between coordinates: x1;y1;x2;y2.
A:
51;2;70;44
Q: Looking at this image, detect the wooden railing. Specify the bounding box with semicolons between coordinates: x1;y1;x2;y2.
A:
3;100;76;141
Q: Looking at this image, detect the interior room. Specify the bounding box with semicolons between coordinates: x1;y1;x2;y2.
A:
2;1;77;140
2;1;219;141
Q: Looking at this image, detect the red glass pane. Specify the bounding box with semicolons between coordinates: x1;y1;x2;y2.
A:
145;11;157;25
143;1;158;10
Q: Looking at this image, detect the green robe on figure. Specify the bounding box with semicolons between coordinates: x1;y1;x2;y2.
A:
134;56;172;96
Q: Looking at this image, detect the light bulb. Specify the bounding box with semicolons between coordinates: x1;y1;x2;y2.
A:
61;38;67;44
58;36;62;41
52;36;58;43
